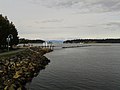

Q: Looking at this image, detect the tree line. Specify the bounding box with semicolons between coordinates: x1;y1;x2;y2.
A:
19;38;45;44
63;39;120;43
0;14;19;49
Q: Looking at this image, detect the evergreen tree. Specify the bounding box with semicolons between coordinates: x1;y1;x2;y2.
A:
0;14;19;49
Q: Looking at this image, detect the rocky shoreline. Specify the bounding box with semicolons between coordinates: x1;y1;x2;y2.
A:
0;47;52;90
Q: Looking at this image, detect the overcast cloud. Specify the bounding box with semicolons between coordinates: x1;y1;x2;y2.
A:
0;0;120;40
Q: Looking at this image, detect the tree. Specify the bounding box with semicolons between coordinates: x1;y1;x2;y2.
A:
0;14;19;49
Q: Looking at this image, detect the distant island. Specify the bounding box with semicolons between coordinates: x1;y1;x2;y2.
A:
19;38;45;44
63;39;120;43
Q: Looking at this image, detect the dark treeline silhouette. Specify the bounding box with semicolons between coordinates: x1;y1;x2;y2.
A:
0;14;19;49
19;38;45;44
63;39;120;43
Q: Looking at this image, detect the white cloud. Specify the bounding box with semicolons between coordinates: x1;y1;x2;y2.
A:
41;19;63;23
27;0;120;13
1;0;120;40
106;22;120;27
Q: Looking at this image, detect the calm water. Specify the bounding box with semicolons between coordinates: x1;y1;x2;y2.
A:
27;44;120;90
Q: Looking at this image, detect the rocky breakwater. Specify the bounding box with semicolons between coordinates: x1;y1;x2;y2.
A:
0;47;52;90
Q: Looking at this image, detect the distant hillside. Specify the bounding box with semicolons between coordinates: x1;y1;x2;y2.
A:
19;38;45;44
48;40;63;43
63;39;120;43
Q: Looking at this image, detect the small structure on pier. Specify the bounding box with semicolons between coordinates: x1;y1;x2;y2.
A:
42;42;54;50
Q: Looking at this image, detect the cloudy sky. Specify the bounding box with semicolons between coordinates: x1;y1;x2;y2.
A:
0;0;120;40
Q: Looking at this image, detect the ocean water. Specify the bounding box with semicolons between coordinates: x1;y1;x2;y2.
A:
27;44;120;90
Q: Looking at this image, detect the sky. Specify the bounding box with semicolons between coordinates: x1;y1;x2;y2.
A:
0;0;120;40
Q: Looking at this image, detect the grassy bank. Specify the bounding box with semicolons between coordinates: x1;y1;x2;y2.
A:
0;49;25;57
0;47;52;90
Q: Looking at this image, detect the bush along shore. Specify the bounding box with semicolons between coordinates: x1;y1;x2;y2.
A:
0;47;53;90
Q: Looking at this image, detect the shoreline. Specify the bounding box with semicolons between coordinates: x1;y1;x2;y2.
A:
0;47;53;90
62;43;120;49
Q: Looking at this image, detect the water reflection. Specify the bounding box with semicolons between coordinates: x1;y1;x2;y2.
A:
28;45;120;90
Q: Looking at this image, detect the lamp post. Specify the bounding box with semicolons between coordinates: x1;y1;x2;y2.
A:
6;34;13;51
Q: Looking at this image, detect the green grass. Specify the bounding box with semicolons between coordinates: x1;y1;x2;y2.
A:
0;48;25;58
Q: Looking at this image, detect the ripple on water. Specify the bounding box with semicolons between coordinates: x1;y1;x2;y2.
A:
28;45;120;90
